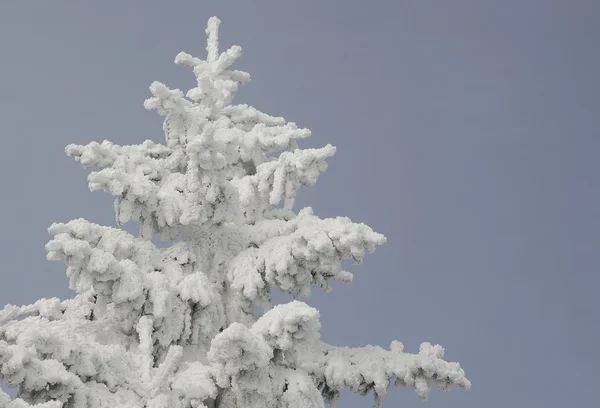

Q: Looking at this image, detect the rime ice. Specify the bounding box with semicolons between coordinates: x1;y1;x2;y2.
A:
0;17;469;408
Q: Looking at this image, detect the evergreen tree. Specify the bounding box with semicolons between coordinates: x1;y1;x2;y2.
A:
0;17;470;408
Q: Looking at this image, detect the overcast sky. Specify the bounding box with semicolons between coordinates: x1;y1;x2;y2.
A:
1;1;599;407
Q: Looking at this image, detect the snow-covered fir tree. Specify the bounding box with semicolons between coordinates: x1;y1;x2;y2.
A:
0;17;470;408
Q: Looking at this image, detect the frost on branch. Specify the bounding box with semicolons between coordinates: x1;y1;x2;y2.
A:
0;16;469;408
229;207;385;303
310;341;471;407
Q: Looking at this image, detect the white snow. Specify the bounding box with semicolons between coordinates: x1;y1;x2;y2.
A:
0;16;469;408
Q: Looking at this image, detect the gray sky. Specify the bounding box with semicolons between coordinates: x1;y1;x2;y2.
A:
1;1;599;407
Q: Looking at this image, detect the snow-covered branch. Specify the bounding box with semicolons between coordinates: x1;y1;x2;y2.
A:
307;341;471;407
229;207;385;301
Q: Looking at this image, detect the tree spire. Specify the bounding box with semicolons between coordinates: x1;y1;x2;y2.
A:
206;16;220;64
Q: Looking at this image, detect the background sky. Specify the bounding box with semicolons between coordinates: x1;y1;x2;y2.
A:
1;1;599;407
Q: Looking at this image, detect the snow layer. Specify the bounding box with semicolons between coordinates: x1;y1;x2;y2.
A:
0;16;469;408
